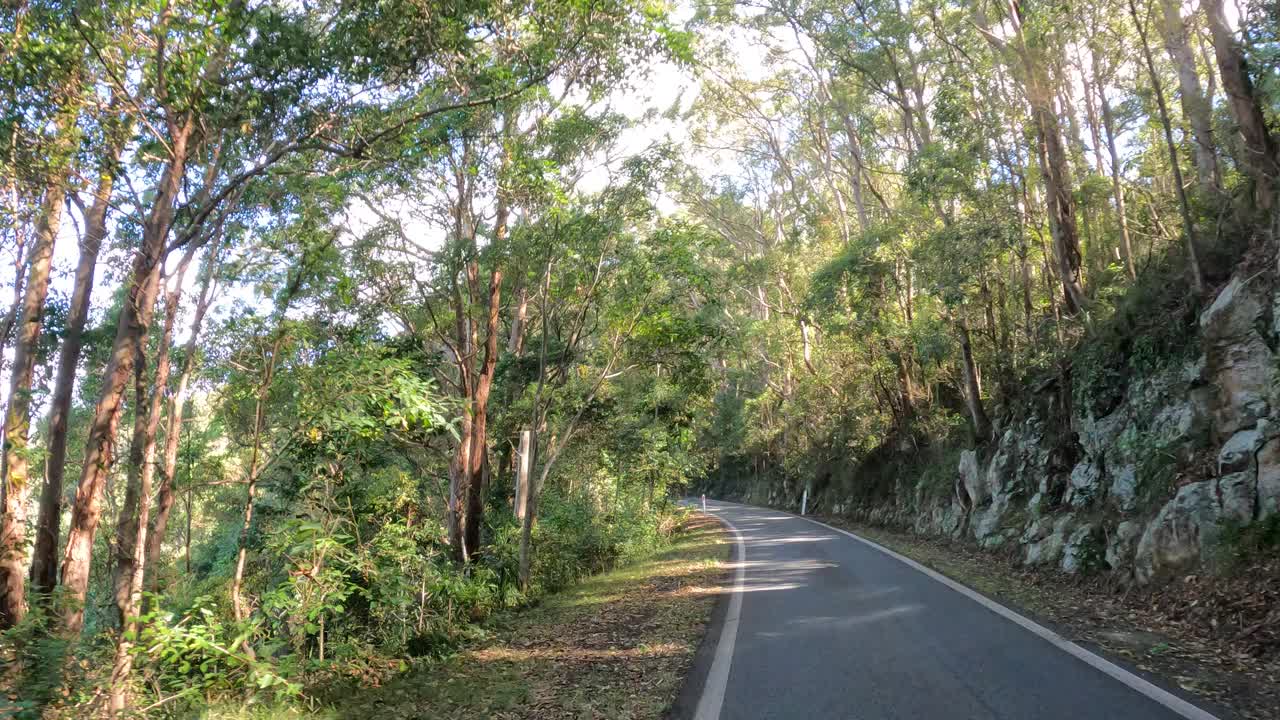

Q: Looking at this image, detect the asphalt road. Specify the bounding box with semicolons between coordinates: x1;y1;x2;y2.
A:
693;500;1219;720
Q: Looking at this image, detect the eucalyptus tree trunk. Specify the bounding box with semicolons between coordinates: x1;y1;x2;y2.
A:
1130;0;1205;293
957;318;991;442
977;1;1090;312
58;121;192;636
107;246;197;714
111;244;197;626
145;244;220;588
1159;0;1220;192
31;145;121;597
1032;88;1087;315
1077;49;1108;176
1093;45;1137;280
447;264;502;561
0;161;66;628
517;259;552;588
1201;0;1279;211
985;0;1087;314
837;109;871;231
464;270;501;555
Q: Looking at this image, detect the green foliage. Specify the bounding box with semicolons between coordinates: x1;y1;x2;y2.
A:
915;446;965;506
1211;515;1280;573
0;604;71;718
136;596;301;709
1063;522;1109;574
527;490;675;595
1072;252;1199;416
14;0;1280;714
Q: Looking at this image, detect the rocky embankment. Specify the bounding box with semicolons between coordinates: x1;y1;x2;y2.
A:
822;272;1280;584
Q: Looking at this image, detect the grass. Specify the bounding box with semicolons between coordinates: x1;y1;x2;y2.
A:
325;515;730;720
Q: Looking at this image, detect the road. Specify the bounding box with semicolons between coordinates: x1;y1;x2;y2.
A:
690;500;1220;720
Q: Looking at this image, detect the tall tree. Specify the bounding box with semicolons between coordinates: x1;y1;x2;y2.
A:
30;120;126;597
0;136;68;627
976;0;1088;314
110;242;198;625
1200;0;1279;212
1158;0;1221;192
144;238;222;588
1129;0;1205;292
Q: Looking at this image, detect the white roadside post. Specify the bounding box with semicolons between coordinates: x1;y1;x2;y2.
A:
801;488;808;516
702;494;707;512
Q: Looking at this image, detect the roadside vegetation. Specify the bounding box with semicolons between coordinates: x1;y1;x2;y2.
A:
333;515;728;720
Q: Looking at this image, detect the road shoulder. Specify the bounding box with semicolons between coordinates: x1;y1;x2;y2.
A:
666;510;741;720
337;514;731;719
821;516;1271;720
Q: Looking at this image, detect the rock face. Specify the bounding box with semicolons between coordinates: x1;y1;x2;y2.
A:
819;272;1280;586
1105;521;1142;570
1199;276;1273;436
1061;524;1100;574
1134;481;1218;582
1257;438;1280;518
959;450;983;506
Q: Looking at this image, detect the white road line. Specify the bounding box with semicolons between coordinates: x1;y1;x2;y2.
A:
788;512;1222;720
694;507;746;720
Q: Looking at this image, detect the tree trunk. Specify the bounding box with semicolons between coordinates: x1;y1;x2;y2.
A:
987;2;1088;314
1094;45;1138;280
1201;0;1279;211
1131;0;1205;293
837;108;870;232
111;244;196;625
1079;49;1108;176
30;151;118;598
464;268;502;556
508;284;527;357
514;429;532;520
230;331;285;623
58;123;191;636
145;245;220;589
957;318;991;442
518;271;552;588
0;167;65;628
106;283;181;711
1033;97;1087;314
1160;0;1221;192
447;412;475;561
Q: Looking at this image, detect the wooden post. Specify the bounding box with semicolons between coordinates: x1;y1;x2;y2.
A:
515;429;532;520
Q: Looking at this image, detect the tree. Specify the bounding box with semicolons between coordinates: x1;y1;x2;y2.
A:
975;0;1088;315
1157;0;1220;192
29;113;126;598
0;0;87;626
1128;0;1204;293
1200;0;1279;212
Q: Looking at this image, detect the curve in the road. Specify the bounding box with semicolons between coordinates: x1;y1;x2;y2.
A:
690;500;1225;720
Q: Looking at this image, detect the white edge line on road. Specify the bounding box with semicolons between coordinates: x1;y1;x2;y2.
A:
694;508;745;720
788;512;1221;720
